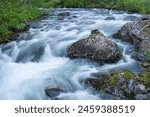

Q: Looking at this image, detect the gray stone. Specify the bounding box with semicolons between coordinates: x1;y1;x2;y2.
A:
86;70;148;100
45;86;65;98
113;20;150;61
68;30;122;63
135;93;150;100
105;17;115;20
58;12;70;16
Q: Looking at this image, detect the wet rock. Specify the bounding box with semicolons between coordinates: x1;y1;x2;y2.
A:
45;86;65;98
86;75;125;99
68;29;122;64
135;93;150;100
113;20;150;61
58;12;70;17
58;17;65;20
73;16;77;18
131;52;146;61
141;15;150;21
91;29;99;34
30;22;43;29
86;70;149;99
134;84;147;94
58;12;70;20
105;17;115;20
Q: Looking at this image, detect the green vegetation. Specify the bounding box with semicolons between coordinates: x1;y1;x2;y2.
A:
0;0;150;43
0;0;60;43
108;70;135;87
60;0;150;13
139;45;150;87
139;71;150;87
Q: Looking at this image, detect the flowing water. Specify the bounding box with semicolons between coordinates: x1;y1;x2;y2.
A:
0;8;144;100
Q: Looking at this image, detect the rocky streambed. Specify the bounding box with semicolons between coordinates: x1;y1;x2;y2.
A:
0;8;149;100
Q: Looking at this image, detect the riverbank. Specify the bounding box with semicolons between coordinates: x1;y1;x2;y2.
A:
0;0;60;43
60;0;150;14
0;0;150;43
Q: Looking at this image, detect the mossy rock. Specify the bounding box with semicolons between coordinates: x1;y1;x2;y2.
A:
68;30;122;64
139;71;150;88
86;69;148;99
108;70;135;86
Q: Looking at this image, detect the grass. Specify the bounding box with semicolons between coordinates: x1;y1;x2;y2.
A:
60;0;150;13
0;0;150;43
0;0;61;43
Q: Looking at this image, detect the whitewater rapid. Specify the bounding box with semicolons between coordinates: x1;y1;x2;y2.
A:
0;8;143;99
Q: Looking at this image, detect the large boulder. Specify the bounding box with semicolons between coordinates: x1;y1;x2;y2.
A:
68;30;122;63
113;20;150;61
86;70;149;100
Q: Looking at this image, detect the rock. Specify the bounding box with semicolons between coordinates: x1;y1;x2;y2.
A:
58;17;64;20
141;15;150;21
45;86;65;98
113;20;150;61
85;75;126;99
73;16;77;18
86;70;149;99
141;61;150;68
135;93;150;100
105;17;115;20
131;52;146;61
58;12;70;20
68;30;122;63
134;84;147;95
58;12;70;16
91;29;99;34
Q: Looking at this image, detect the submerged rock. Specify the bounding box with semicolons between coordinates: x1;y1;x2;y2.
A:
86;70;149;100
105;17;115;20
58;12;70;16
68;30;122;64
113;20;150;61
58;12;70;20
45;86;66;99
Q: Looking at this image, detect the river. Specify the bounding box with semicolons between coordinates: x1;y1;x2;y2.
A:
0;8;143;99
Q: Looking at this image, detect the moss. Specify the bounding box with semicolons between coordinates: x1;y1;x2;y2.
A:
108;70;135;87
139;43;150;87
123;70;135;80
108;76;119;87
139;69;150;88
